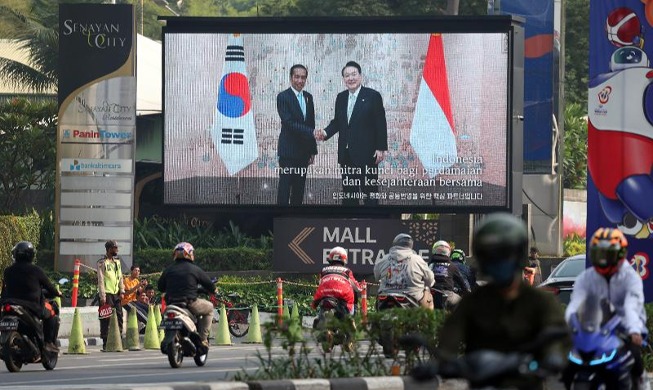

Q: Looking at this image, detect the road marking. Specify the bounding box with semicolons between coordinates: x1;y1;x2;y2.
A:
0;367;253;386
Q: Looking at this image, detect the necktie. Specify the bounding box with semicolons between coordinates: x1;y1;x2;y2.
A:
298;92;306;119
347;93;356;123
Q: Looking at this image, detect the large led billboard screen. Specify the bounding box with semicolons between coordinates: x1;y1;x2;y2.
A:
163;17;520;212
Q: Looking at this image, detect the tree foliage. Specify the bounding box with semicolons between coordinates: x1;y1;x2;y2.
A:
0;98;58;211
562;102;587;189
564;0;589;105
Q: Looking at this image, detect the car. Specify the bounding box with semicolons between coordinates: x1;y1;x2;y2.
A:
537;254;587;304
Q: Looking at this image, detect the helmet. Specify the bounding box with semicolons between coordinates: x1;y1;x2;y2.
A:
432;240;451;256
105;240;118;251
173;242;195;261
451;248;466;263
472;213;528;287
589;227;628;276
12;241;35;263
392;233;413;249
327;246;348;265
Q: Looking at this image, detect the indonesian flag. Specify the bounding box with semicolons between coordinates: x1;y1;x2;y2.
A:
210;34;258;176
410;34;457;178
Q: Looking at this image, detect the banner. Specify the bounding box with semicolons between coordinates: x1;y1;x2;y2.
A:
273;218;439;273
500;0;556;171
588;0;653;300
56;4;136;271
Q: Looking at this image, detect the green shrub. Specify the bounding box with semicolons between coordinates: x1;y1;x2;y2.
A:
134;247;272;273
236;307;446;380
563;233;585;256
0;212;41;281
134;217;273;250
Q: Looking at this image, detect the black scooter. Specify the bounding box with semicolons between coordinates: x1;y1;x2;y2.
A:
0;299;60;372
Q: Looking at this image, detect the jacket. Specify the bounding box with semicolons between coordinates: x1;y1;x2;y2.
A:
429;253;470;294
374;245;434;301
313;264;362;313
565;261;647;335
1;261;59;317
158;259;215;303
97;256;125;302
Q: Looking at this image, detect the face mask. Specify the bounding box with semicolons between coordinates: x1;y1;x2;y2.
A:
482;261;517;287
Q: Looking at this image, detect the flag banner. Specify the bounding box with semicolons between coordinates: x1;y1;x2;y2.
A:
588;0;653;300
211;34;258;176
410;34;457;178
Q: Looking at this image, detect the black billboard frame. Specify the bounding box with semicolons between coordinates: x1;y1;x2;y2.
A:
159;15;525;216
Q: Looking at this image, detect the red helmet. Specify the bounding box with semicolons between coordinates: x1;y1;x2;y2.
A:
327;246;348;265
590;227;628;277
173;242;195;262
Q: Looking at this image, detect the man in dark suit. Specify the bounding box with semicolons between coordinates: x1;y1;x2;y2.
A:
315;61;388;206
276;64;318;205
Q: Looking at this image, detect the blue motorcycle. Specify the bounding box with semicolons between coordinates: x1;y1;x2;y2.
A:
564;295;639;390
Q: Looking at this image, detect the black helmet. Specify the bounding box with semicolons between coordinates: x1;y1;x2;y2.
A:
472;213;528;286
392;233;413;249
12;241;36;263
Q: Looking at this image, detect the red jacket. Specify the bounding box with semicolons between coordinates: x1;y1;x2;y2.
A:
312;265;362;313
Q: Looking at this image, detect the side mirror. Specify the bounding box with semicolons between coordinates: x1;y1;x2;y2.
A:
58;278;69;285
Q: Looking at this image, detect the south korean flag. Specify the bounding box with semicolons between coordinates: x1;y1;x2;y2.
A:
211;34;258;176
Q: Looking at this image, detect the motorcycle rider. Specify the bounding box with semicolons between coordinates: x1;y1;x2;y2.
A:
0;241;61;352
312;246;362;317
437;213;570;390
450;248;477;291
157;242;217;347
374;233;435;308
564;227;648;390
428;240;470;309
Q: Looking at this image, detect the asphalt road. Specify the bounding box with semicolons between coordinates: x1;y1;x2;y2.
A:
0;340;568;390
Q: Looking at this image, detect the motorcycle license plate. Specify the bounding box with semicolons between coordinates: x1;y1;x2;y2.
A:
0;319;18;331
160;319;183;330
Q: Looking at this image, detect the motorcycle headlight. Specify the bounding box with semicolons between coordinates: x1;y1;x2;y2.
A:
568;350;583;365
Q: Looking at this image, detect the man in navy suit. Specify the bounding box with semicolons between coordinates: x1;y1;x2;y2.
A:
276;64;317;205
315;61;388;206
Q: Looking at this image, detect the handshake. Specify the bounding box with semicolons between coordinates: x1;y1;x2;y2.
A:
313;128;327;141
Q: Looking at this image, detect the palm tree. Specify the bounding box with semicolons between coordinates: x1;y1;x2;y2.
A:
0;0;60;93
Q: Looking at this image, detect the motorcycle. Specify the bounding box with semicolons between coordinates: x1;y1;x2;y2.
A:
312;297;355;353
564;295;641;390
159;301;209;368
0;299;60;372
375;292;419;357
405;327;569;390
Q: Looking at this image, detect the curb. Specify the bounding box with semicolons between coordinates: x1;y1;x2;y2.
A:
57;337;103;348
83;377;450;390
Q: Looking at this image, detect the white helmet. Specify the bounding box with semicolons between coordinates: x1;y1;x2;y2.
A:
432;240;451;256
328;246;348;265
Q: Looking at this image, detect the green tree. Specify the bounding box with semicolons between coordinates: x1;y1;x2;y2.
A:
564;0;589;105
562;102;587;189
0;0;62;93
0;98;58;211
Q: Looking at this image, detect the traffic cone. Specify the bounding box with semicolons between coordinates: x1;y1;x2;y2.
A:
243;305;262;344
153;304;164;342
143;305;160;349
65;307;86;354
105;310;123;352
125;308;140;351
213;306;232;346
291;303;300;321
282;304;290;320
